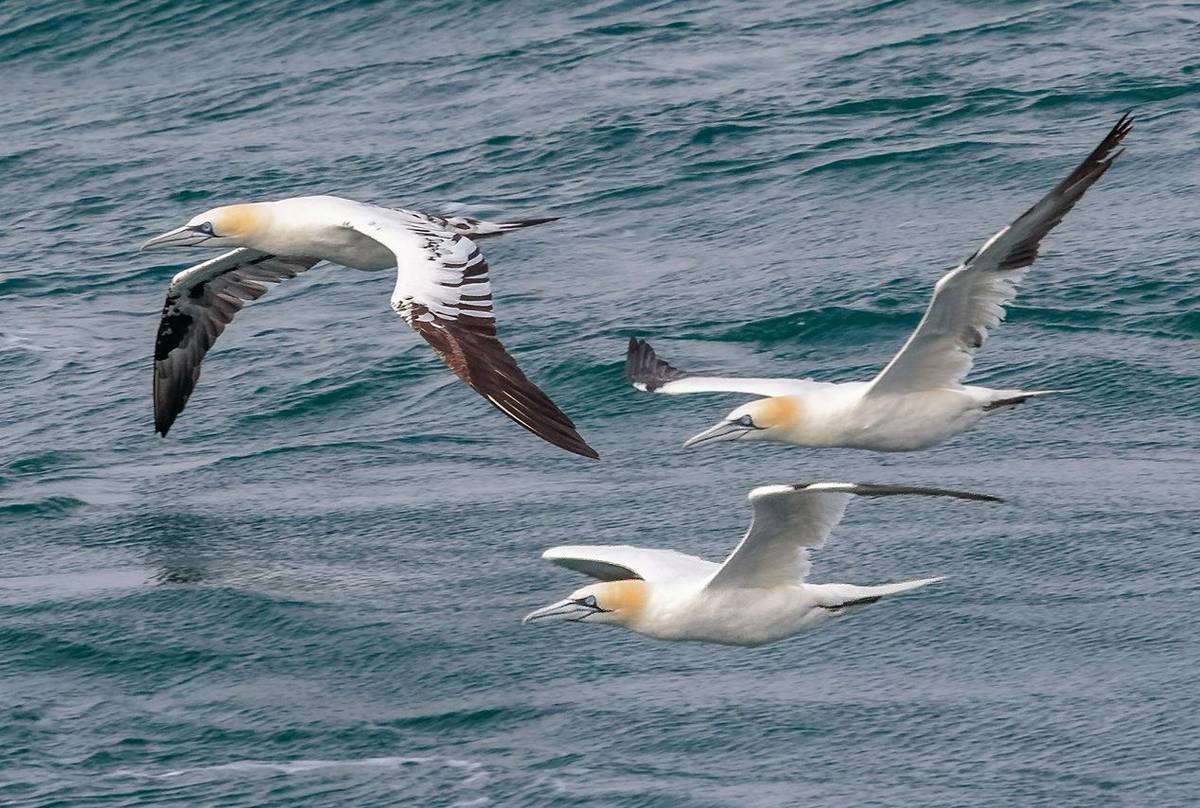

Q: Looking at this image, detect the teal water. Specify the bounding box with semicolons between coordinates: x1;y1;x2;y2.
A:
2;1;1199;805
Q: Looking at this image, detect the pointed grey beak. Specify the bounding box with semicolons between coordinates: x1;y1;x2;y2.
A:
682;420;753;449
523;598;599;625
141;226;210;250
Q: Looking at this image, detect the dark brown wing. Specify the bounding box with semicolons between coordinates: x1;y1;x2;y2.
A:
153;248;320;435
381;225;597;459
409;310;598;459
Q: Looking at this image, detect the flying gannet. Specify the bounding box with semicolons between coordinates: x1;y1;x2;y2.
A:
524;482;999;646
626;114;1132;452
143;195;597;458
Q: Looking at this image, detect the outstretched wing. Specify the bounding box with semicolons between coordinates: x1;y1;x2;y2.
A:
342;209;597;459
625;338;818;397
543;544;718;583
705;482;1002;590
153;248;320;436
867;114;1132;397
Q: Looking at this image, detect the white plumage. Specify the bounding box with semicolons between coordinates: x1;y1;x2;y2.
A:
144;195;597;458
525;482;1000;647
627;115;1132;453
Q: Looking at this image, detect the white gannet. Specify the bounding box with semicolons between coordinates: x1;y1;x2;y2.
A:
626;115;1132;452
524;482;1000;647
143;195;597;458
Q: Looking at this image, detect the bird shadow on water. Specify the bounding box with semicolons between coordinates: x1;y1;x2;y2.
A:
98;508;242;590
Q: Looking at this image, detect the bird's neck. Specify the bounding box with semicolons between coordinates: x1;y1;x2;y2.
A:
225;202;277;251
774;392;858;447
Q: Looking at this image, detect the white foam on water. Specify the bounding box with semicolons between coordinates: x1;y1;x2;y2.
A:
0;566;154;606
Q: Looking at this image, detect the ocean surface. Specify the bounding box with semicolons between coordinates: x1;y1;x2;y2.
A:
2;0;1198;805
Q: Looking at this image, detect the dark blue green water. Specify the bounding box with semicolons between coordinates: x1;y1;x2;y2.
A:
3;1;1199;805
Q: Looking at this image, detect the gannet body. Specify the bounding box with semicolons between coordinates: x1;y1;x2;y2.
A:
627;115;1132;453
143;195;597;458
524;482;1000;647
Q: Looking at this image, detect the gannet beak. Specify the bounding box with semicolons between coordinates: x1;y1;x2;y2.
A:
141;226;210;250
523;598;602;625
683;419;753;449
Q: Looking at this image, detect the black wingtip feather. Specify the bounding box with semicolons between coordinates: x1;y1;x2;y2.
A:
625;337;689;391
1061;113;1134;192
979;113;1133;273
791;482;1005;503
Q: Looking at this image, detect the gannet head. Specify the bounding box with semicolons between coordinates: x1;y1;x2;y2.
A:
523;580;647;628
141;204;265;250
683;396;799;449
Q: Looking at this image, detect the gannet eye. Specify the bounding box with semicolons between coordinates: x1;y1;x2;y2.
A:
736;414;755;428
577;595;598;608
192;222;215;235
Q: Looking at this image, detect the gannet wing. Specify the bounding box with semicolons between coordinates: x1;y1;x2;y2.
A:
153;248;320;436
625;338;817;397
866;114;1132;397
342;210;597;459
704;483;1002;590
543;545;718;583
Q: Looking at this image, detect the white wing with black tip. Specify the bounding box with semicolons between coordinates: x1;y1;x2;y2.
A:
625;338;820;397
339;208;598;459
543;545;719;584
704;482;1002;590
867;114;1132;397
153;248;320;436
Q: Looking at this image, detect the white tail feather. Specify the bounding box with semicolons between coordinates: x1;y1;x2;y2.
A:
811;576;945;608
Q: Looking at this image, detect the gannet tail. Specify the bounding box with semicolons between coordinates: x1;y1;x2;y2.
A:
812;577;945;611
982;388;1075;412
866;576;946;598
440;215;559;240
491;216;559;232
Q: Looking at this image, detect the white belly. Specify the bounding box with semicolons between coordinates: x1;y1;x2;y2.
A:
636;587;828;647
836;388;982;451
260;196;400;270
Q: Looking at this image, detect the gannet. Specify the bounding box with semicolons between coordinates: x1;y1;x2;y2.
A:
142;195;598;458
626;114;1132;452
524;482;1000;646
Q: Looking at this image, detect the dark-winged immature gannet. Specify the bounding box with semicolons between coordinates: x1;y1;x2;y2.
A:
626;114;1132;453
143;195;597;458
524;482;1000;647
